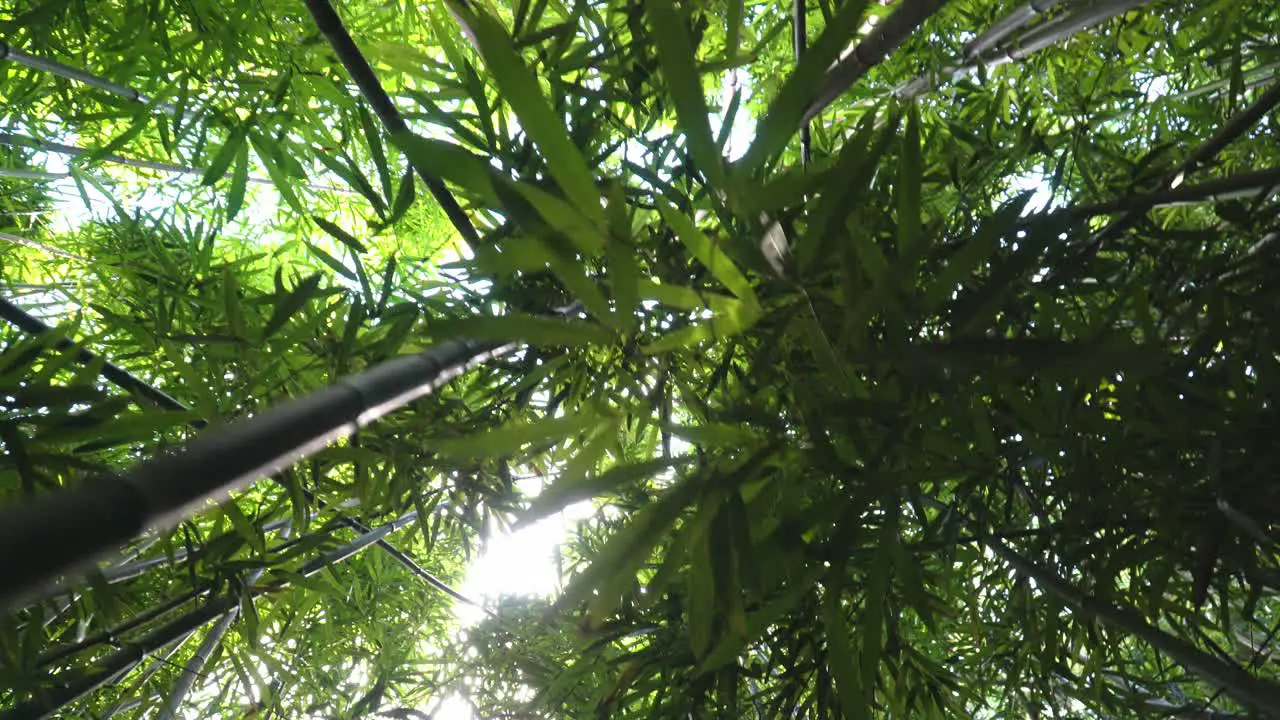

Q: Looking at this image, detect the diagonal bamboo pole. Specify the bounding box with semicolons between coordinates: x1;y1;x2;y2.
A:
0;328;511;609
897;0;1152;98
0;296;479;608
301;0;479;244
0;41;178;115
794;0;811;166
962;0;1070;59
802;0;950;123
0;132;273;185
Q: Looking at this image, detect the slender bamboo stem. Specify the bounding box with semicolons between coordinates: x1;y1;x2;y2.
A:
155;522;291;720
0;167;67;181
0;595;237;720
962;0;1068;59
0;41;178;115
36;588;204;668
0;297;193;412
301;0;479;244
802;0;950;123
897;0;1152;98
989;540;1280;712
0;232;87;261
793;0;811;165
0;133;272;184
1080;80;1280;256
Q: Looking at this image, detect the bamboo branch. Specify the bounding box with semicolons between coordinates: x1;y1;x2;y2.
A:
802;0;950;123
301;0;479;244
1080;80;1280;255
989;540;1280;712
0;231;87;261
0;41;178;116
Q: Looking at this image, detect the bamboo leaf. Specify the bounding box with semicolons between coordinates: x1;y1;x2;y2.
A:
459;5;602;221
431;314;616;347
227;140;249;222
527;455;690;523
313;216;368;254
433;411;603;459
646;0;726;188
262;274;323;340
202;126;247;186
659;204;756;304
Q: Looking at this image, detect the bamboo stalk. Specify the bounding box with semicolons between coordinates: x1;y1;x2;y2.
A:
0;132;273;184
962;0;1069;59
999;0;1152;63
794;0;811;165
0;167;67;181
0;595;238;720
802;0;950;123
0;296;192;412
0;298;479;610
0;332;512;609
989;540;1280;712
301;0;479;244
155;522;292;720
0;41;178;116
1078;80;1280;257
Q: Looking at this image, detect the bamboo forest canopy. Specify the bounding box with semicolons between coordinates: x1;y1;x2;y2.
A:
2;0;1280;717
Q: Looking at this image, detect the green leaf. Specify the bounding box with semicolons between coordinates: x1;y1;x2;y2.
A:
459;5;602;221
313;216;368;254
357;104;394;201
646;0;726;188
262;274;322;340
248;132;304;214
384;169;416;227
221;502;266;554
202;126;247;186
659;204;756;304
431;314;616;347
392;131;500;203
433;411;604;459
226;139;249;222
527;455;690;522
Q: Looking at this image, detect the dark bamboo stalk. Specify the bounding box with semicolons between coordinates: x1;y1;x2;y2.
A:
897;0;1152;98
989;540;1280;712
0;41;178;115
1080;80;1280;255
802;0;950;123
36;588;204;668
1000;0;1151;62
0;298;480;609
793;0;811;165
0;334;511;609
1043;166;1280;221
0;297;190;411
301;0;479;244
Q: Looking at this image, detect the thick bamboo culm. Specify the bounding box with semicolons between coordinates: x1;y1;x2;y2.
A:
0;298;482;609
896;0;1154;98
0;41;179;115
0;327;510;609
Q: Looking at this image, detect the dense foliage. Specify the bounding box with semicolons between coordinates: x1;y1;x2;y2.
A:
3;0;1280;718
